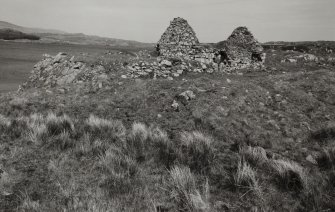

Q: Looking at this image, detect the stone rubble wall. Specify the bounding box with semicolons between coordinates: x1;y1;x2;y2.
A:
20;53;108;90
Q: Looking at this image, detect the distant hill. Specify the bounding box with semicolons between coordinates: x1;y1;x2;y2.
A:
0;21;66;34
0;28;40;40
0;20;152;47
37;33;152;47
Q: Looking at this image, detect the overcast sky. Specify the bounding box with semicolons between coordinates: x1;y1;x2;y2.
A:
0;0;334;43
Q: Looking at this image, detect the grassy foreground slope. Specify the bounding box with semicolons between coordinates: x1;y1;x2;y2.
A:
1;50;335;211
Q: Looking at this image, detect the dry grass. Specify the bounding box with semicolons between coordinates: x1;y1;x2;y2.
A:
126;122;150;162
85;114;126;141
45;113;74;136
177;131;215;173
9;97;28;109
131;122;149;142
270;159;308;191
25;113;75;149
74;133;93;155
98;146;139;195
149;126;176;167
311;123;335;141
26;114;48;144
239;146;268;166
18;191;41;212
168;166;210;212
0;114;11;128
234;159;261;195
317;147;335;169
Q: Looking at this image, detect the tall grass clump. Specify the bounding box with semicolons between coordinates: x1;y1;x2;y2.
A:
26;113;48;144
99;146;139;195
311;125;335;141
9;97;28;110
85;114;126;142
18;191;41;212
177;131;215;173
168;166;210;212
270;159;308;191
74;133;93;156
126;122;150;162
316;147;335;169
51;131;74;150
234;159;261;194
239;146;268;166
8;117;28;139
45;113;74;136
0;114;11;129
149;126;176;167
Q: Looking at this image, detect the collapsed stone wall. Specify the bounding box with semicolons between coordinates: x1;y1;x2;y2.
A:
20;53;109;91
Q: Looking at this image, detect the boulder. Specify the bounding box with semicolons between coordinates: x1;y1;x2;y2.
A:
161;60;172;67
178;90;196;102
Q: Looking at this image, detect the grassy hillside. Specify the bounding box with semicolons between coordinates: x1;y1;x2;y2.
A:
0;21;153;47
0;21;66;34
36;33;153;47
1;47;335;211
0;29;40;41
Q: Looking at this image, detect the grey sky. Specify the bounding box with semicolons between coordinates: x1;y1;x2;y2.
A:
0;0;334;43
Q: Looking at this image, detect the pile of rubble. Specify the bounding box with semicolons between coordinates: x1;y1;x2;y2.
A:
19;53;110;91
157;17;199;57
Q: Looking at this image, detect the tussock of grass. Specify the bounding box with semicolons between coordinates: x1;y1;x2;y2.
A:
149;126;176;167
99;146;139;194
25;113;76;149
270;159;308;191
168;166;210;212
317;147;335;169
0;114;11;128
74;133;93;156
0;114;27;139
126;122;150;162
239;146;268;166
9;97;28;109
26;114;48;144
149;126;169;143
45;113;74;136
51;131;74;150
85;114;126;141
177;131;215;173
18;191;41;212
131;122;149;142
234;159;261;194
311;124;335;141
